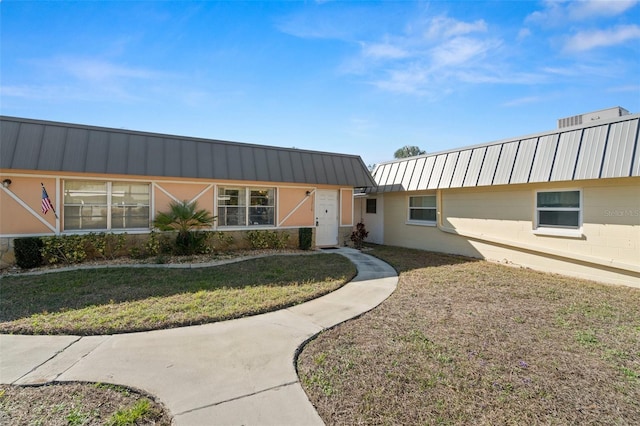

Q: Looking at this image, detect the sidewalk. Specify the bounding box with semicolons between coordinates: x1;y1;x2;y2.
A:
0;248;398;425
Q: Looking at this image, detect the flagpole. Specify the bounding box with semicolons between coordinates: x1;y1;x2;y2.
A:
41;182;59;219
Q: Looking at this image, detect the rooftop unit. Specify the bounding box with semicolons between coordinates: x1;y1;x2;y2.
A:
558;106;630;129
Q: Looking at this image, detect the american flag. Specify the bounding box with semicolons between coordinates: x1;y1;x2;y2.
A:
41;185;54;215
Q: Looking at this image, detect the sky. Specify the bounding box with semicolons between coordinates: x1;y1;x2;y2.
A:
1;1;639;167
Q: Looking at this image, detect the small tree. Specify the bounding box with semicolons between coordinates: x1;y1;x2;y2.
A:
394;145;426;159
350;222;369;250
153;200;216;255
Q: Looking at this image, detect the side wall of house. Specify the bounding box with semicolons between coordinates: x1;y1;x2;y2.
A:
382;177;640;288
0;170;356;265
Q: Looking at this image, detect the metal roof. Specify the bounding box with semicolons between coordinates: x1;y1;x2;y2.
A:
370;113;640;192
0;116;375;187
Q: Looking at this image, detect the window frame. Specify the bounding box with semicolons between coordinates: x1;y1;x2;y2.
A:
533;189;583;238
407;194;437;226
217;186;276;228
63;180;150;232
366;198;377;214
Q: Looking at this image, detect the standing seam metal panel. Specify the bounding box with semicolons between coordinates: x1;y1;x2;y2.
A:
417;156;436;191
163;138;182;178
601;120;638;178
277;151;294;182
127;135;148;176
146;137;164;177
210;143;227;180
510;138;538;184
463;148;486;187
493;141;518;185
477;145;501;187
550;130;582;182
574;126;608;180
529;134;559;183
631;119;640;176
439;152;459;189
86;131;110;174
290;151;307;183
253;149;270;182
196;142;213;179
38;126;67;171
62;128;89;172
428;155;447;189
450;150;471;188
393;161;408;191
322;155;338;185
377;164;392;190
265;150;281;182
386;162;400;190
407;157;426;191
400;159;417;191
107;132;129;175
0;121;20;168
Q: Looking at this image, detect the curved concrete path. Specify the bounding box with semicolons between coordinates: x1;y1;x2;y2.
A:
0;248;398;425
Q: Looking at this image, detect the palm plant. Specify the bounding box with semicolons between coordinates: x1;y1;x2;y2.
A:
153;200;216;254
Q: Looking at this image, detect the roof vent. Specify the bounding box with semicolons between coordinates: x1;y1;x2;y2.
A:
558;107;630;128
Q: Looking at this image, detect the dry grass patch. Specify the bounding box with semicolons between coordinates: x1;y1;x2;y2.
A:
0;382;171;425
0;254;355;335
298;246;640;425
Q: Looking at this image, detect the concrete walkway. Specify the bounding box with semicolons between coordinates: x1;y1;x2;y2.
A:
0;248;398;425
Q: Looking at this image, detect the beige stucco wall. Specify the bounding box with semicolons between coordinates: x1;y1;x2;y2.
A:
382;177;640;288
0;170;355;264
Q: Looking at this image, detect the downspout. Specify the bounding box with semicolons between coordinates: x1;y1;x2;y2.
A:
435;190;639;275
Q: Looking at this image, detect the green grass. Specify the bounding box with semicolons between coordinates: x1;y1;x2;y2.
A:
0;254;355;335
298;245;640;425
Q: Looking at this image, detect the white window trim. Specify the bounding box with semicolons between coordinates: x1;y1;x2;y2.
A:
533;188;583;238
217;186;276;228
406;194;437;226
63;180;151;232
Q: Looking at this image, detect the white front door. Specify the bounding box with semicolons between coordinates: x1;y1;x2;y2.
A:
315;190;339;247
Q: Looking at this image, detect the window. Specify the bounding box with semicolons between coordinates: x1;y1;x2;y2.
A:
64;181;150;231
536;190;581;229
218;187;275;227
366;198;377;214
408;195;436;224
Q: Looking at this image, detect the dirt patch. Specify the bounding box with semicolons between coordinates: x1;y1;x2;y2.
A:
0;382;171;425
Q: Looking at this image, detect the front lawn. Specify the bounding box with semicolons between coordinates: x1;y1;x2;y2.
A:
298;246;640;425
0;253;355;335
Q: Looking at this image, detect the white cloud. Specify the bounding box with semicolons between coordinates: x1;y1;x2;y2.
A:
362;42;409;59
568;0;639;20
517;28;532;41
564;24;640;51
424;16;487;40
503;95;546;107
526;0;638;24
430;37;494;68
53;57;165;82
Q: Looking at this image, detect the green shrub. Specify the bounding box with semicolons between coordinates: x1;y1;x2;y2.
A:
41;235;87;264
14;237;44;269
299;228;313;250
213;231;235;251
245;230;289;249
85;232;126;259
